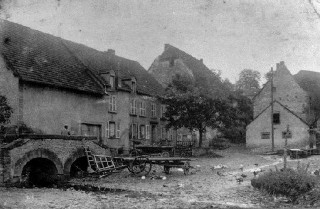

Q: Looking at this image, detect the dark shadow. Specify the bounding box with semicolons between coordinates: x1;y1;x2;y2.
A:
70;157;88;178
21;158;58;187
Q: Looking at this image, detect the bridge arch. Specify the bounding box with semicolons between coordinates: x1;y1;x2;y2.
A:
64;148;87;176
14;148;64;177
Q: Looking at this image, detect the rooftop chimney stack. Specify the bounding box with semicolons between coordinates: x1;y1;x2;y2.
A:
200;58;203;63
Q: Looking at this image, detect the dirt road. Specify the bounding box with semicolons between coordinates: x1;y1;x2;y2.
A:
0;146;308;209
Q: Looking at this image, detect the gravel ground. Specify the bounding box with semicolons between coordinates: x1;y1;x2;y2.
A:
2;146;318;209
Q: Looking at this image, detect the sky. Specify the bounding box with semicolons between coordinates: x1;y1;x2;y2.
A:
1;0;320;83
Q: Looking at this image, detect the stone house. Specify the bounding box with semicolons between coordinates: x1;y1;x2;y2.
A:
149;44;227;146
246;61;320;150
0;19;172;153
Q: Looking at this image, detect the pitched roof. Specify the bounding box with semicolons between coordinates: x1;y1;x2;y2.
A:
155;44;229;98
63;41;164;96
294;70;320;112
0;19;164;96
249;100;309;126
0;19;104;95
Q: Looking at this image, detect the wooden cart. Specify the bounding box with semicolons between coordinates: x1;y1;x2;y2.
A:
130;145;174;157
84;147;192;178
117;156;192;175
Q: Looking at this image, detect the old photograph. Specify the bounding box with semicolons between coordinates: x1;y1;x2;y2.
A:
1;0;320;208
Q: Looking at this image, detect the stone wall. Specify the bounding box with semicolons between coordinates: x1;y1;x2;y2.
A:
253;61;309;121
0;137;109;186
148;57;194;87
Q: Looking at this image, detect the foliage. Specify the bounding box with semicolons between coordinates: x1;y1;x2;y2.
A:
219;92;253;143
0;95;12;125
162;74;229;147
251;164;317;201
235;69;261;98
264;69;273;82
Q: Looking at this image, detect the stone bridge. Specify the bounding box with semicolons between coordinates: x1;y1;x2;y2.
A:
0;135;110;186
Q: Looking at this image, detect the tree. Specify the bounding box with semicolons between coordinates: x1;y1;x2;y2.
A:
161;75;229;147
0;95;12;125
264;69;273;82
219;91;253;143
235;69;261;98
222;78;234;92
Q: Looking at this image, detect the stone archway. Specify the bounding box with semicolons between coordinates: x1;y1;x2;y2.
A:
14;148;64;177
63;148;87;176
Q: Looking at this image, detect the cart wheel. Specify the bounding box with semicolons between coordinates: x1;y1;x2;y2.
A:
161;152;170;157
183;162;190;175
164;166;170;174
128;157;149;174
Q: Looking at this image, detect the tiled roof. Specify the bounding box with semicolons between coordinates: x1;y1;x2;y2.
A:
156;44;228;98
0;19;164;96
57;39;165;96
294;70;320;112
0;19;104;95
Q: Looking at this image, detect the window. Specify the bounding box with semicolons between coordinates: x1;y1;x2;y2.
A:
146;125;150;140
282;131;292;139
261;132;270;139
273;113;280;124
106;121;120;138
160;105;166;118
151;103;156;117
139;125;146;139
140;101;146;116
129;123;138;139
110;75;115;88
132;81;136;93
130;99;137;115
109;95;117;112
109;122;116;138
81;123;101;139
272;87;276;92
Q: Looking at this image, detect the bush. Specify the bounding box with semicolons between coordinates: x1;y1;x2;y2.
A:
251;164;317;201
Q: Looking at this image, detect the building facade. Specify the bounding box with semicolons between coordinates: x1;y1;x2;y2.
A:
0;19;175;153
246;61;320;150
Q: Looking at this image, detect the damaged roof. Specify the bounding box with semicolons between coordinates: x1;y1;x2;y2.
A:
156;44;229;98
0;19;163;96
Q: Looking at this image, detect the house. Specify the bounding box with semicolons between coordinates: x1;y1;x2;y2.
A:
246;61;320;150
149;44;227;146
0;19;172;153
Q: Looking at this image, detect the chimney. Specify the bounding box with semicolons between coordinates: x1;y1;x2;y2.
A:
276;63;280;70
200;58;203;63
106;49;115;56
279;61;285;65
